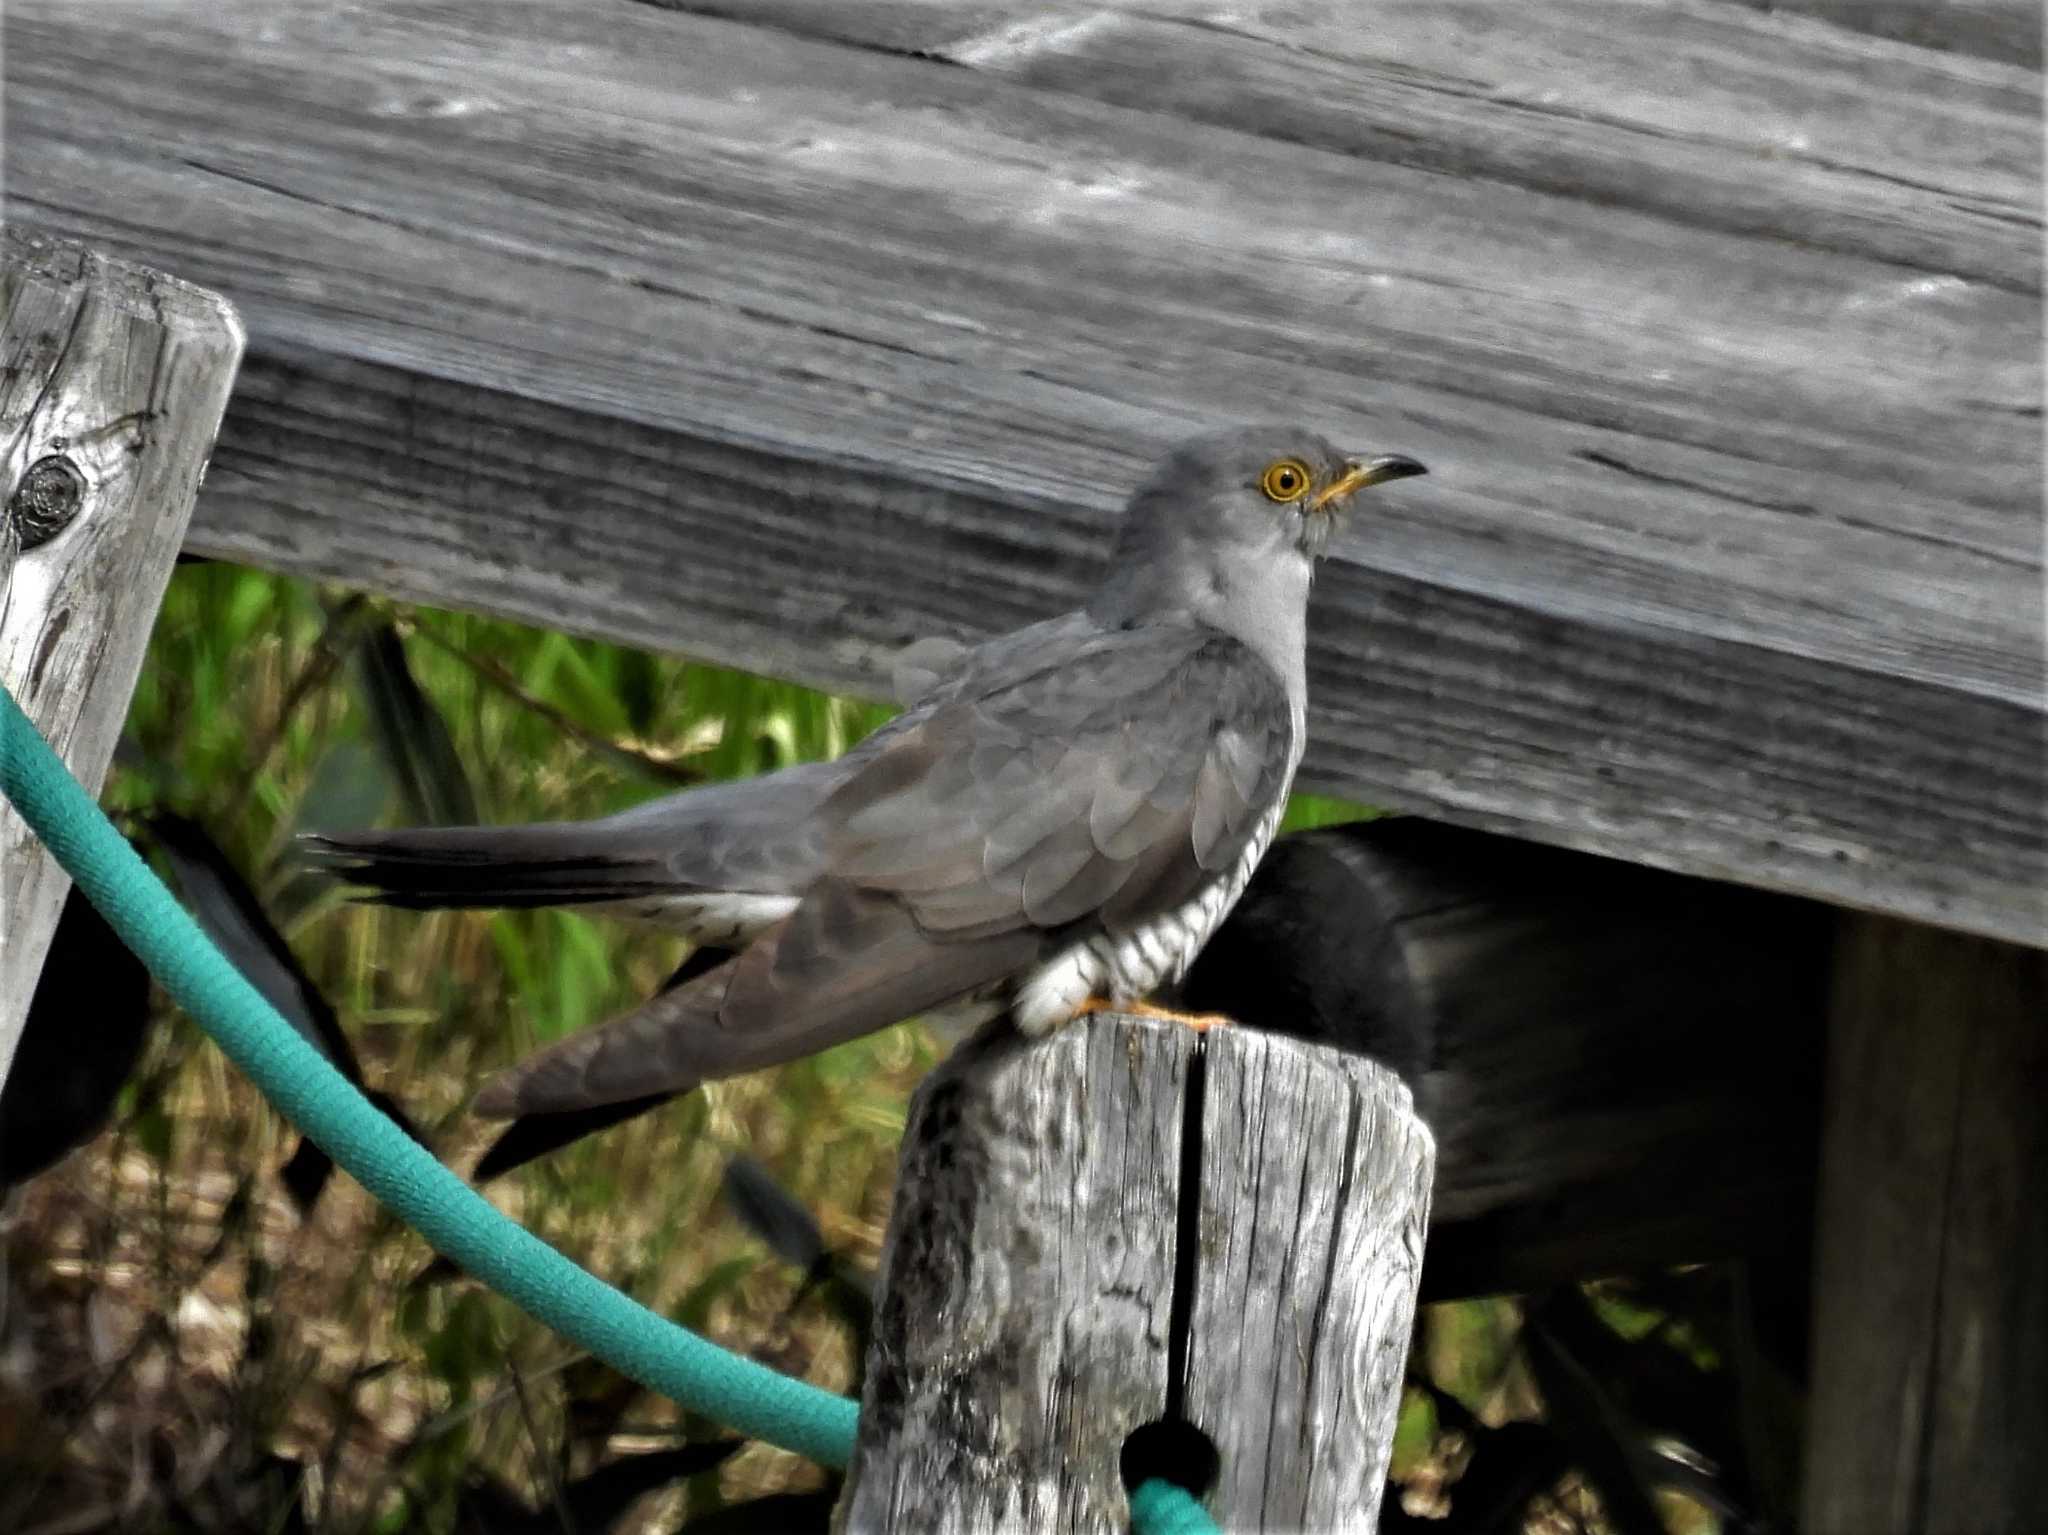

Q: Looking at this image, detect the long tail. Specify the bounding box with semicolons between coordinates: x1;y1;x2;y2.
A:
302;760;848;913
301;822;681;910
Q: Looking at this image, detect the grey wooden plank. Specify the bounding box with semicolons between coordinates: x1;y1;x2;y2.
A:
666;0;2043;290
6;0;2042;944
1719;0;2043;69
0;229;243;1080
1803;916;2048;1533
181;349;2045;948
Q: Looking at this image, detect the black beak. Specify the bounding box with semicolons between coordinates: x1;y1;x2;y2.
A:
1310;454;1429;509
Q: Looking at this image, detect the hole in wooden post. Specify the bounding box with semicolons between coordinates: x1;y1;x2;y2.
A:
1120;1417;1221;1498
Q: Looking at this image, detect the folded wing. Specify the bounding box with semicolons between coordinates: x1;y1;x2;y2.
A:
479;622;1296;1115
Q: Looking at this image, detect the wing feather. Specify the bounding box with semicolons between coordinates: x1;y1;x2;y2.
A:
824;623;1295;941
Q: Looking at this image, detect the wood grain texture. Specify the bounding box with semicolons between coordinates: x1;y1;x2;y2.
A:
6;0;2042;943
1802;916;2048;1534
1182;818;1830;1299
841;1017;1189;1533
842;1013;1434;1532
1185;1024;1435;1530
0;229;242;1079
1718;0;2043;69
670;0;2042;290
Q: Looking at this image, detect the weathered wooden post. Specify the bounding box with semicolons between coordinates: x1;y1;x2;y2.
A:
0;228;243;1080
840;1013;1434;1532
1802;915;2048;1534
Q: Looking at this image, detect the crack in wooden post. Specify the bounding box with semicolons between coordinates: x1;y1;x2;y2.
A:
1164;1030;1206;1428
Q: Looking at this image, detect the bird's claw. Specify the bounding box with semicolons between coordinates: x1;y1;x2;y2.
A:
1076;997;1233;1032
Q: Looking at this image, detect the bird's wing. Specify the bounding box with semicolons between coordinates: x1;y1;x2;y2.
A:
474;622;1297;1116
813;621;1298;943
475;881;1043;1114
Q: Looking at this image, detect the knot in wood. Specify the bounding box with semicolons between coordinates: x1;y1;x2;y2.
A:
7;455;87;548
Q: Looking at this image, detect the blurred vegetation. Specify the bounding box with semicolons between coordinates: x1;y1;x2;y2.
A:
0;562;1734;1534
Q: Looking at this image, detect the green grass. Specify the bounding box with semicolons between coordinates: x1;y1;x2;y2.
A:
15;561;1700;1535
16;564;930;1531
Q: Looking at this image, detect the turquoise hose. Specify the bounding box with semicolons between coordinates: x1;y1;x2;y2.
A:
1129;1479;1225;1535
0;677;1218;1530
0;680;859;1468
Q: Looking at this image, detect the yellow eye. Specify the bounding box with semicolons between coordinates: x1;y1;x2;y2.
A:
1260;458;1313;503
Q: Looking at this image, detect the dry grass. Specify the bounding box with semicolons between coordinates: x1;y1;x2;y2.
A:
2;564;924;1532
0;561;1718;1534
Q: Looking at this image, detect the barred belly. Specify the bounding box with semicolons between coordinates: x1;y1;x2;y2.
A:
1009;793;1289;1038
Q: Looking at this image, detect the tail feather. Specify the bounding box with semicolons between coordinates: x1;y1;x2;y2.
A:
302;824;682;910
301;759;851;912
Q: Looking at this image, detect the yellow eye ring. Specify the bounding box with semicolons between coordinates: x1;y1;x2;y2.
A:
1260;458;1314;503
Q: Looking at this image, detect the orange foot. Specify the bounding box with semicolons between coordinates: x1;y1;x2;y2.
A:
1076;997;1233;1032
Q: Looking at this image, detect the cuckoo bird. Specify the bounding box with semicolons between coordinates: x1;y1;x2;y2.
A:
307;427;1425;1121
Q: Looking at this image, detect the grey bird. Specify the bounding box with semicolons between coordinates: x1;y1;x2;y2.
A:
306;427;1426;1118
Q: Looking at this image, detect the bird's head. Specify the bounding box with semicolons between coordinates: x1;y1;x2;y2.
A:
1091;425;1427;643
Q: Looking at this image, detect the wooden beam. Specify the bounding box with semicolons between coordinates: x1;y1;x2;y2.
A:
7;0;2041;945
842;1013;1433;1531
1181;819;1830;1298
0;230;242;1080
1802;915;2048;1533
1717;0;2043;68
665;0;2041;290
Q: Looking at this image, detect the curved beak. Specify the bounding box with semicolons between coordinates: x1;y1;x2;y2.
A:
1310;454;1429;510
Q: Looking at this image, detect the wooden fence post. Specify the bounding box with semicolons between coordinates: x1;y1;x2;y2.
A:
1802;914;2048;1533
0;228;243;1080
839;1012;1434;1532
